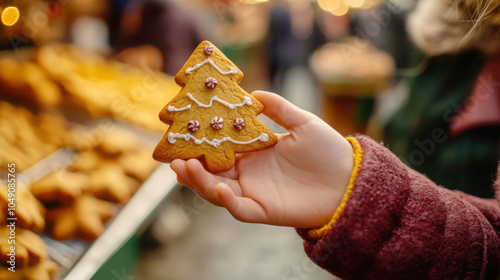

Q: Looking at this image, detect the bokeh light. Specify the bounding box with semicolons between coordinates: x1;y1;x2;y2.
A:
330;0;349;16
346;0;365;8
1;6;20;26
318;0;350;16
318;0;341;12
316;0;384;14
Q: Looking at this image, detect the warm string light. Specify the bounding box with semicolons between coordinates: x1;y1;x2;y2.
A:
316;0;382;16
1;6;20;26
331;1;349;16
234;0;382;14
318;0;349;16
318;0;340;11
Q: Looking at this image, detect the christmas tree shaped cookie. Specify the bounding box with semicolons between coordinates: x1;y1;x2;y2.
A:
153;41;278;172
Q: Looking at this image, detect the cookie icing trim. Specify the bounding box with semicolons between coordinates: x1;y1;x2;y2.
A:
185;58;237;75
168;93;252;112
167;132;269;148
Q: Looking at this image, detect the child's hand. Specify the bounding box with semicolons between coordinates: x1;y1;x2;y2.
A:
171;91;354;229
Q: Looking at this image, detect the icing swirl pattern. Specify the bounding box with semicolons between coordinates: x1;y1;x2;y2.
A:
168;93;252;112
185;58;237;75
167;132;269;148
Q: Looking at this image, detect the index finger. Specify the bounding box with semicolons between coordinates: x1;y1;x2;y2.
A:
252;91;316;132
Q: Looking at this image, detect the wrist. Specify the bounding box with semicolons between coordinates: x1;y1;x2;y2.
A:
308;137;363;239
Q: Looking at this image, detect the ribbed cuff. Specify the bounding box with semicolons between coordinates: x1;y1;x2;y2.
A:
307;137;364;239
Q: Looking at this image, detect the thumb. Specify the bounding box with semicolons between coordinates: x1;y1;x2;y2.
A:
252;91;315;131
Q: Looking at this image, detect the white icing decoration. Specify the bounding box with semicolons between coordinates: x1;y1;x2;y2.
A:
168;132;270;148
168;104;191;112
168;93;252;112
185;58;237;75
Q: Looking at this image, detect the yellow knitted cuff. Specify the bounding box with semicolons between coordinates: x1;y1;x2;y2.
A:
307;137;363;239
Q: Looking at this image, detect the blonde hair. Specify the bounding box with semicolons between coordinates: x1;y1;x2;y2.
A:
408;0;500;55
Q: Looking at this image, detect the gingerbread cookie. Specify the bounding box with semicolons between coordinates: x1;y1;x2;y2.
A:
88;164;140;204
153;41;278;172
31;170;89;204
34;111;73;148
0;55;62;106
95;130;139;158
68;150;104;172
119;149;159;181
0;183;46;233
46;195;116;242
0;259;58;280
0;102;60;172
35;44;179;132
0;227;48;267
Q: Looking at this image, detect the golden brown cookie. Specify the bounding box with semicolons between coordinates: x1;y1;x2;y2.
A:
46;195;116;242
0;55;62;106
119;149;158;181
68;130;143;172
95;130;139;158
153;41;278;172
0;102;66;172
88;164;140;204
0;259;58;280
68;150;104;172
0;183;45;233
33;111;72;148
30;170;89;204
0;201;6;222
35;44;178;132
0;227;48;268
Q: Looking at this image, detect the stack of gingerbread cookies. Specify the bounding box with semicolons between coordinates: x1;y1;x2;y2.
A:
0;183;58;280
0;101;159;279
32;129;158;242
0;44;179;132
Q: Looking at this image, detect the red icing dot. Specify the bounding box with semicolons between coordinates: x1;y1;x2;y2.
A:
233;118;245;130
188;120;200;132
211;116;223;130
205;77;217;89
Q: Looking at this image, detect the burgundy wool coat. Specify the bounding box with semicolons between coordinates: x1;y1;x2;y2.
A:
298;136;500;280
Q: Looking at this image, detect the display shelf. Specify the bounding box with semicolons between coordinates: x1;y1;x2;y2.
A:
64;164;179;280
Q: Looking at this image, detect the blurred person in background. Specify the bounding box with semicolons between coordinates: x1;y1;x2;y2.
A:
108;0;135;48
379;0;500;198
266;0;327;95
114;0;207;75
349;0;499;199
350;1;415;72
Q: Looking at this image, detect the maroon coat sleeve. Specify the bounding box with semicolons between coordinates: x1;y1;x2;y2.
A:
297;136;500;280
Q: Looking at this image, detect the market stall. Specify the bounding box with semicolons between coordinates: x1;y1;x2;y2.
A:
0;0;398;279
0;41;180;279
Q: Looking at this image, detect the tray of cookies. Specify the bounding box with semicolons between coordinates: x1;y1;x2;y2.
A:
0;44;180;132
0;45;180;279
